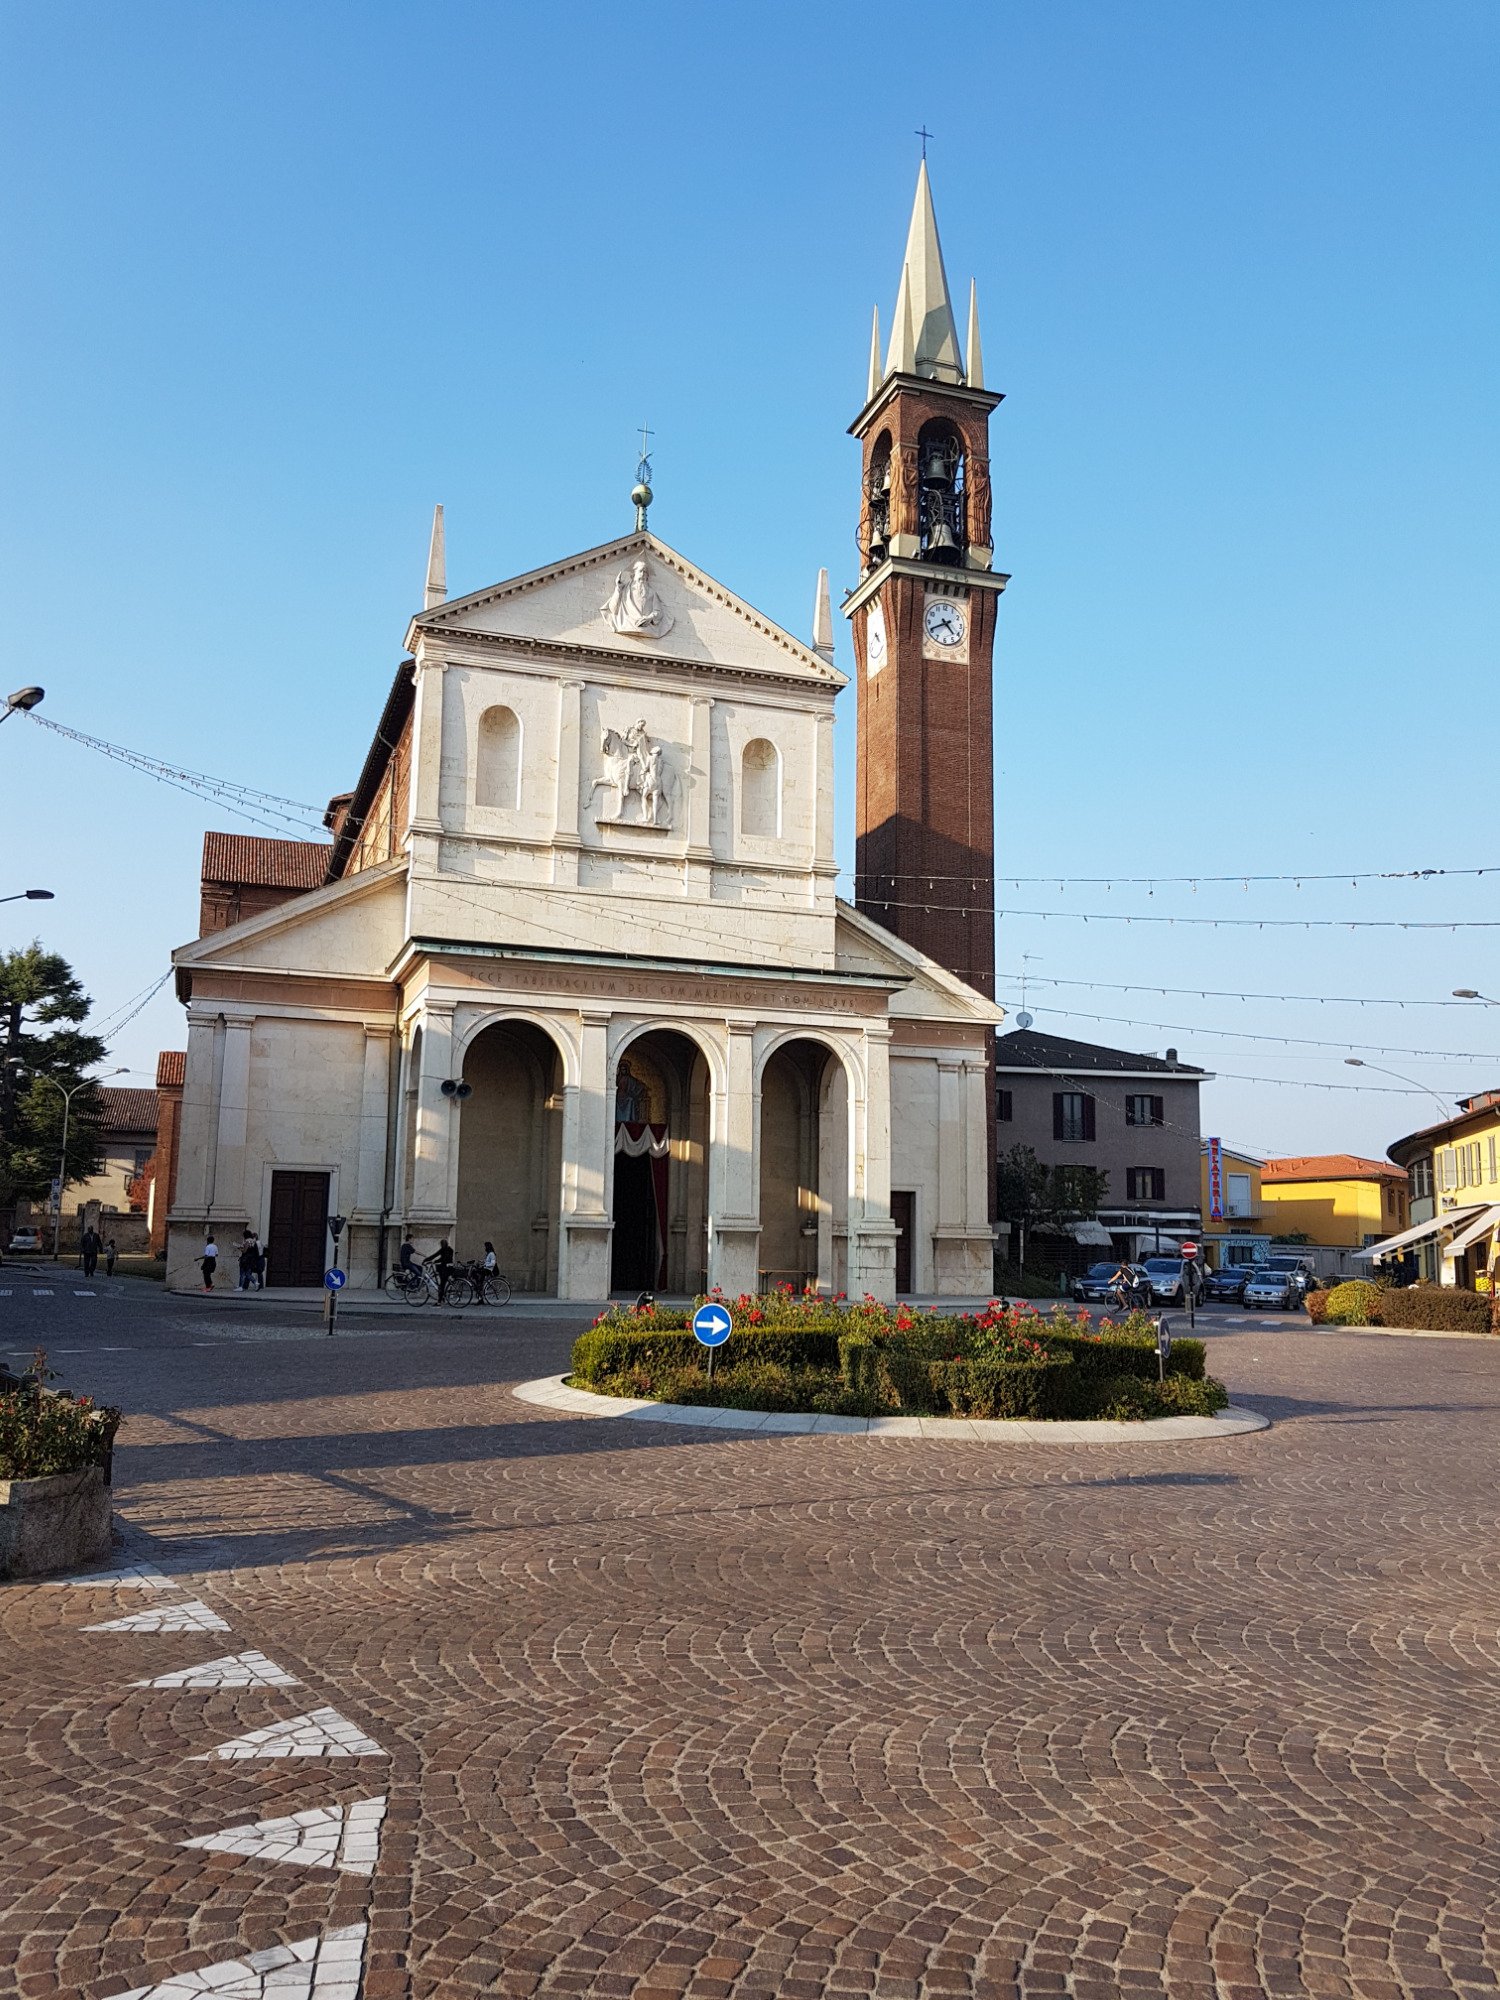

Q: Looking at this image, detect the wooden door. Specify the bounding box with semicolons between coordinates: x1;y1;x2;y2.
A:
892;1190;914;1295
266;1171;329;1287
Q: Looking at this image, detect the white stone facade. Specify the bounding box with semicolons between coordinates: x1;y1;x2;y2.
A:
166;532;1001;1299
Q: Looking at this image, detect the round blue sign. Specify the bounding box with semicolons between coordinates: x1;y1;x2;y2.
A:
691;1302;733;1348
324;1268;347;1291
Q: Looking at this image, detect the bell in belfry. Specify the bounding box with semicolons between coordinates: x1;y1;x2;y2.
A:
921;442;952;486
926;515;958;553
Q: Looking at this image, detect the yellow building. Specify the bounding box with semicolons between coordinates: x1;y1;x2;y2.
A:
1199;1140;1268;1266
1260;1155;1410;1250
1381;1090;1500;1289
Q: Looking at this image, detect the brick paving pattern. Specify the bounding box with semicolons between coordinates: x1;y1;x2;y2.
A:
1;1287;1498;1997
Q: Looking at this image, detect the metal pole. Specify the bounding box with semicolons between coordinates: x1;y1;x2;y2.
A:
52;1082;75;1261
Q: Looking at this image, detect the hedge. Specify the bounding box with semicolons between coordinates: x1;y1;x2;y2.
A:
571;1324;842;1385
1372;1285;1492;1334
1322;1279;1381;1327
1043;1324;1207;1383
932;1352;1076;1419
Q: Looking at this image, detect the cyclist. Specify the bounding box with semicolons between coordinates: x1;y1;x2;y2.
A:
482;1241;499;1276
428;1238;456;1303
1107;1260;1142;1313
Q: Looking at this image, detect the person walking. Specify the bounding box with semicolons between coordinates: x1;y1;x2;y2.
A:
256;1237;269;1290
80;1225;101;1280
238;1233;260;1291
104;1237;117;1279
201;1234;218;1292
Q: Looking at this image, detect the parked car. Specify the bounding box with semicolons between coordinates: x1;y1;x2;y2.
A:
1071;1260;1150;1304
1259;1254;1317;1299
5;1226;43;1257
1205;1264;1251;1302
1243;1266;1301;1311
1142;1255;1205;1304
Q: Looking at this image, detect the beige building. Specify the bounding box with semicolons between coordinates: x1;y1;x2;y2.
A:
164;529;1000;1300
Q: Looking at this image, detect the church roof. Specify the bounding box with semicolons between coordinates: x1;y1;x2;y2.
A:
201;832;331;890
407;531;845;688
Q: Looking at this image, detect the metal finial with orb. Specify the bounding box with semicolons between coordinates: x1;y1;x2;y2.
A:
632;422;654;530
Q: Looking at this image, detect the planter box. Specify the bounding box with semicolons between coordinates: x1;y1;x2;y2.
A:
0;1465;113;1579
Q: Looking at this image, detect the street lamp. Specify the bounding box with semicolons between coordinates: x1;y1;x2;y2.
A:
1;687;44;725
0;890;55;905
1453;989;1500;1007
1343;1057;1453;1118
36;1067;127;1259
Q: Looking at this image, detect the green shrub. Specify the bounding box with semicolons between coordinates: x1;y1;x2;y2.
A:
571;1324;842;1385
1372;1285;1492;1334
933;1352;1076;1419
1044;1323;1208;1383
0;1386;120;1480
1322;1280;1382;1327
1072;1372;1230;1421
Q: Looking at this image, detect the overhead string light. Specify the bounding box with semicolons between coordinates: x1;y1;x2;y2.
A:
855;863;1498;888
995;1000;1496;1063
990;972;1487;1010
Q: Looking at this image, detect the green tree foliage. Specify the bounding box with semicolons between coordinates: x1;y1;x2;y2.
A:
995;1144;1111;1271
0;945;108;1205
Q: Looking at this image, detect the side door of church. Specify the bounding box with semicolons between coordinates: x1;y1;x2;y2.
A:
266;1170;330;1287
891;1190;914;1296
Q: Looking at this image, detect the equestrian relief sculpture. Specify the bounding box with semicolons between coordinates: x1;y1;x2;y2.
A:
594;719;674;830
602;557;674;639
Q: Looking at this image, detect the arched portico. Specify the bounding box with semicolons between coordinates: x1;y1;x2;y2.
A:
455;1018;567;1292
608;1026;711;1295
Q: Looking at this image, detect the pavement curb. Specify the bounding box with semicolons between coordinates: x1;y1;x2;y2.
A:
510;1375;1270;1443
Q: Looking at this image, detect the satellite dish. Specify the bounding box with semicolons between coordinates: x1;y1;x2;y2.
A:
1015;1010;1034;1029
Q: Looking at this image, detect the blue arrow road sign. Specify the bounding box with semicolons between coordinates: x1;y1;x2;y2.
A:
324;1268;347;1291
692;1302;733;1347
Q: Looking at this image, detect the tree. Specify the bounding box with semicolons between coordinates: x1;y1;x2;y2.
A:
0;944;108;1209
995;1143;1111;1272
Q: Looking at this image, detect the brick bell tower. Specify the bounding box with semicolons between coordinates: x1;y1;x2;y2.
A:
846;162;1007;1000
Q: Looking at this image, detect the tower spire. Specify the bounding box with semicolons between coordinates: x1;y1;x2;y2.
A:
884;160;963;385
965;279;984;390
867;306;883;402
811;567;835;662
424;504;446;609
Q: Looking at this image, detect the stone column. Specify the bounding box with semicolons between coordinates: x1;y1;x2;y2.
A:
686;696;714;898
552;678;583;888
210;1015;254;1225
406;651;446;873
407;1003;455;1235
350;1025;394;1283
849;1027;898;1302
560;1010;612;1299
710;1023;760;1296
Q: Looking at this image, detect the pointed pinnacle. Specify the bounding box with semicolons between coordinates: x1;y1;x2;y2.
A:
892;160;962;383
887;271;917;376
966;279;984;390
812;568;835;661
424;503;446;609
867;306;882;402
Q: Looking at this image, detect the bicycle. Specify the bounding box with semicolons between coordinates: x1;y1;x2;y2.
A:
442;1261;513;1308
384;1265;436;1305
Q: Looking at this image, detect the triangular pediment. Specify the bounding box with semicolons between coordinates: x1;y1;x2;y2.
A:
173;861;406;984
835;900;1005;1026
409;532;845;687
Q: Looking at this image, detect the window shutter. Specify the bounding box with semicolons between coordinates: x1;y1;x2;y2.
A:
1151;1095;1164;1126
1053;1094;1065;1141
997;1089;1013;1122
1082;1095;1096;1141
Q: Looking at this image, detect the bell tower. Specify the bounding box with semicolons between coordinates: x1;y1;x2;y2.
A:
846;162;1007;999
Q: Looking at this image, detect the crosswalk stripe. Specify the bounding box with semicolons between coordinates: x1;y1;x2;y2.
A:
73;1289;96;1296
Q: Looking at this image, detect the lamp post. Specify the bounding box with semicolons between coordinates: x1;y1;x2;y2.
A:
1342;1057;1453;1118
1;687;44;726
0;890;55;906
37;1068;127;1259
1453;988;1500;1008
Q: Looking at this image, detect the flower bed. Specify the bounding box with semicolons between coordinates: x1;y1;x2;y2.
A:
0;1352;121;1578
571;1291;1227;1422
0;1351;121;1479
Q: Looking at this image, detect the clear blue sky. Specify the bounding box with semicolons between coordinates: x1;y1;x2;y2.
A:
3;0;1497;1160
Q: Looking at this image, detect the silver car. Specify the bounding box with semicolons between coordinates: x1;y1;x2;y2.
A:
1141;1256;1204;1304
1243;1267;1299;1312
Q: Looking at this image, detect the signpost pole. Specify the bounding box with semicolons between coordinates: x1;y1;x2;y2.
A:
325;1213;348;1337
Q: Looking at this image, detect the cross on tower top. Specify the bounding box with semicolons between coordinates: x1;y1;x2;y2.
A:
915;125;933;160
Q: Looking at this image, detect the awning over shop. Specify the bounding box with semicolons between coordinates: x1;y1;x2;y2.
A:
1444;1204;1500;1258
1069;1219;1114;1247
1352;1204;1487;1261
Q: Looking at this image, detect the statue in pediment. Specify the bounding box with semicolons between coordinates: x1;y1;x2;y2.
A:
594;718;673;828
603;557;674;639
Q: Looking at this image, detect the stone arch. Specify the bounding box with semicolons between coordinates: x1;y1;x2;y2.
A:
756;1032;858;1296
452;1009;580;1090
608;1024;714;1296
455;1017;567;1292
476;704;522;809
915;416;967;562
740;737;781;839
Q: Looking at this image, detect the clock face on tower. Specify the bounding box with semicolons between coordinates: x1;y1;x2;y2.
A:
866;600;888;677
923;599;967;647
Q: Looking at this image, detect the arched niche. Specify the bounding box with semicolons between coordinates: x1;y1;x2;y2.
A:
610;1027;710;1296
476;705;522;810
915;417;967;562
758;1036;851;1295
740;737;781;839
455;1018;564;1292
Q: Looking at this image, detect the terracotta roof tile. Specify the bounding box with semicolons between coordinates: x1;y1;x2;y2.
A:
1263;1154;1409;1183
97;1087;158;1135
156;1050;185;1089
201;832;331;890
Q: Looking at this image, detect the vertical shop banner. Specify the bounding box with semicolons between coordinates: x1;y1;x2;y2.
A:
1207;1137;1224;1221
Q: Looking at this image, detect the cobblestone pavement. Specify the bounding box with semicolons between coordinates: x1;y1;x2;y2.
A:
2;1284;1499;1999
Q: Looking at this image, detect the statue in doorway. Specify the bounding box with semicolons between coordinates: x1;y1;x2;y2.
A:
615;1059;649;1124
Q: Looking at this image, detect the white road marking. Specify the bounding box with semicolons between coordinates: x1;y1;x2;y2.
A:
85;1598;229;1633
181;1796;385;1876
132;1650;299;1690
51;1560;179;1591
191;1704;387;1760
111;1921;366;1998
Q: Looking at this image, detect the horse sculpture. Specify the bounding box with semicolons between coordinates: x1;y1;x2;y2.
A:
593;723;673;829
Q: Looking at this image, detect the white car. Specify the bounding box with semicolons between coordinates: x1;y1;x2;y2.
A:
5;1227;43;1257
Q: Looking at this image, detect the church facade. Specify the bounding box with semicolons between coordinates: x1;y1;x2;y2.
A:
164;169;1005;1301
